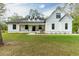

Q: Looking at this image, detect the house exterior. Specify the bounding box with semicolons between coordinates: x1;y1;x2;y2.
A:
6;7;73;34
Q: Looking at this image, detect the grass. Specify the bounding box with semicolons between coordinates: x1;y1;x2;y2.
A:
1;33;79;56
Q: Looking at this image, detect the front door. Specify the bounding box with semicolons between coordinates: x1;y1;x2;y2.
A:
32;26;36;31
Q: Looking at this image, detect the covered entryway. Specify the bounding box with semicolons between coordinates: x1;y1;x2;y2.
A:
19;25;45;33
18;23;45;33
32;26;36;31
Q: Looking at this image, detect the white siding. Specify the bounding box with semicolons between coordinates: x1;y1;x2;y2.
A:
8;24;19;33
7;8;72;34
45;8;72;34
45;22;72;34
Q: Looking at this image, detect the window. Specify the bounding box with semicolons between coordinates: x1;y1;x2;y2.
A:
52;24;55;30
65;23;68;30
25;25;28;29
39;25;42;29
13;24;16;29
56;13;61;18
35;18;37;20
30;18;32;20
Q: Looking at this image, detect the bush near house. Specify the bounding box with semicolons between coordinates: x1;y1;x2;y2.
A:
0;32;79;56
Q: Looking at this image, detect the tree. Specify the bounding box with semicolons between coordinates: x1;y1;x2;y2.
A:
0;3;5;45
0;21;7;31
71;4;79;33
72;16;79;33
62;3;79;33
8;13;23;21
29;9;44;19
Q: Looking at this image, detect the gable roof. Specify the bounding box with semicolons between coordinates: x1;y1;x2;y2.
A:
47;6;63;19
47;6;72;21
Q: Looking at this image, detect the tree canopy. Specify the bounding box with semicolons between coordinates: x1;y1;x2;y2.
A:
63;3;79;33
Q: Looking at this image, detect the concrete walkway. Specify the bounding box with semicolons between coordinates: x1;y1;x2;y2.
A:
27;33;79;35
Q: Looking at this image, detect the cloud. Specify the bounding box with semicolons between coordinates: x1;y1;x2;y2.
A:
5;3;30;17
5;3;46;18
39;4;45;9
42;9;55;18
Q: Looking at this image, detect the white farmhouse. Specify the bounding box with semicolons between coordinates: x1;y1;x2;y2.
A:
6;7;73;34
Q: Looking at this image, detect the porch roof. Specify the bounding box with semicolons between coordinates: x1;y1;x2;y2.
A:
6;18;46;24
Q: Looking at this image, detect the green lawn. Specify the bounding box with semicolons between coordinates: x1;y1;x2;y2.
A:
1;33;79;56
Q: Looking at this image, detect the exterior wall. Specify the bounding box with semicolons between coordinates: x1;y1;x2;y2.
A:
20;25;29;32
8;23;45;33
45;9;72;34
45;21;72;34
20;25;44;33
8;24;20;33
7;8;72;34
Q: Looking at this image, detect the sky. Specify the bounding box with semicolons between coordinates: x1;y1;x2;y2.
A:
5;3;64;19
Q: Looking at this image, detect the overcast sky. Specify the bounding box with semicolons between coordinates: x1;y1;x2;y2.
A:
5;3;63;18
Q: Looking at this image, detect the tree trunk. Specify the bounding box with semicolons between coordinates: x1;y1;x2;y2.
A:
0;25;4;45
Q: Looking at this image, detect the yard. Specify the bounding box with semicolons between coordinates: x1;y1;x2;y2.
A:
0;33;79;56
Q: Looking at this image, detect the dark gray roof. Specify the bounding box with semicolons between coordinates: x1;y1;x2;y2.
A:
6;8;46;24
59;13;72;21
59;14;66;21
6;18;46;24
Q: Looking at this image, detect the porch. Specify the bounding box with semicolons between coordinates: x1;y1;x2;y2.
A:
18;23;45;33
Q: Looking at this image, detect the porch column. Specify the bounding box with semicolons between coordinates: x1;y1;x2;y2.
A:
36;25;39;31
17;24;20;32
42;25;45;31
19;25;21;31
29;25;32;32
